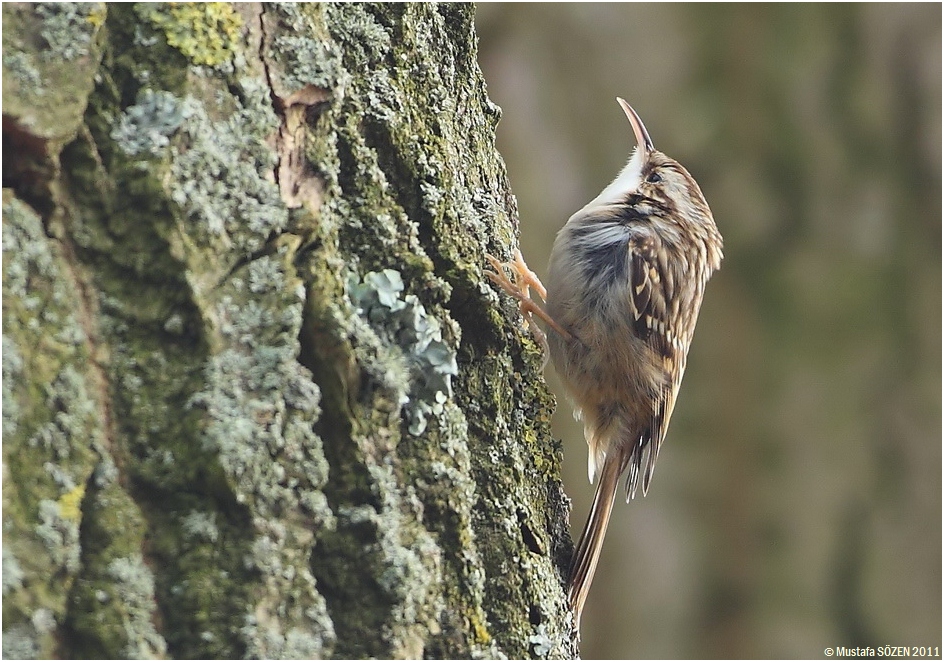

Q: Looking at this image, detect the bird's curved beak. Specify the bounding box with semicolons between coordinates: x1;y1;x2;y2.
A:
617;97;654;154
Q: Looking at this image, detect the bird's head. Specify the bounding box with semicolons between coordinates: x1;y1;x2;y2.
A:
576;98;721;264
582;100;710;216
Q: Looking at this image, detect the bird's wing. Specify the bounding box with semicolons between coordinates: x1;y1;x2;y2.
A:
626;234;686;497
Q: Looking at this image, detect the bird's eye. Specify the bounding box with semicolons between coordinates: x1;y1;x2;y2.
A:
646;172;663;184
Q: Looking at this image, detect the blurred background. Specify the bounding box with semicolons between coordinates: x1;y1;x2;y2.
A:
476;4;941;658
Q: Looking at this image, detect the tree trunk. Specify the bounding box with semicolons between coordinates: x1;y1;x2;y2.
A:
2;3;576;658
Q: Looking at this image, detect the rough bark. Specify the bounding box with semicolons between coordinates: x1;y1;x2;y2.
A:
2;3;576;658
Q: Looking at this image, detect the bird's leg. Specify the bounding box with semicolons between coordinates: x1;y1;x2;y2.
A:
485;249;573;349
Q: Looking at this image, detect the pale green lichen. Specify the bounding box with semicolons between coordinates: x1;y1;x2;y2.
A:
31;608;57;634
241;521;336;658
2;334;23;437
322;4;391;72
242;615;334;659
349;269;460;435
2;547;25;595
4;198;61;295
1;3;103;141
2;625;40;659
35;498;81;574
92;454;119;488
336;486;444;655
136;2;242;68
180;511;219;543
167;90;285;253
189;255;327;517
2;50;42;90
36;2;101;61
106;555;168;658
2;194;102;658
529;623;554;658
265;4;347;93
111;89;190;157
163;312;185;334
106;81;284;256
30;365;97;466
187;244;336;655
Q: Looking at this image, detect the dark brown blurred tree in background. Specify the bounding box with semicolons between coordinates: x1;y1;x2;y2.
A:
478;3;941;658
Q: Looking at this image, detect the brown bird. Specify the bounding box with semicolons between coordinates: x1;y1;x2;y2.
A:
487;98;723;632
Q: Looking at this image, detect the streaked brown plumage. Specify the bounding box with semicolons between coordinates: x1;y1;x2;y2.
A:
487;98;723;633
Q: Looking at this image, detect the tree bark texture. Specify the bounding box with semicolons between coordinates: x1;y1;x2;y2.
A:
2;3;576;658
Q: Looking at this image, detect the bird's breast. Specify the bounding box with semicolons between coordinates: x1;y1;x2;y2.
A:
546;220;634;329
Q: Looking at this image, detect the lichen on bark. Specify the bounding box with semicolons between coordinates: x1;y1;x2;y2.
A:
2;2;576;658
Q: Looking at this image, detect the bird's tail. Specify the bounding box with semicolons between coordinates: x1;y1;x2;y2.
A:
567;452;624;632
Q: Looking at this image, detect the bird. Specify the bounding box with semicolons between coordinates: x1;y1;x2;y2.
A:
486;97;723;632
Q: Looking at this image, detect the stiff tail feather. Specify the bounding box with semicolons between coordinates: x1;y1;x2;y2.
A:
567;453;624;631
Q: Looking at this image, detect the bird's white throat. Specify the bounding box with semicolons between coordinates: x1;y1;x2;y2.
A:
577;146;645;216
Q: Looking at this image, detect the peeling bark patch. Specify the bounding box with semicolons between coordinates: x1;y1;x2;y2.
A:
259;5;330;212
274;101;327;211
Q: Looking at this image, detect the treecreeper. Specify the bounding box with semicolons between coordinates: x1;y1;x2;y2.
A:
486;98;723;633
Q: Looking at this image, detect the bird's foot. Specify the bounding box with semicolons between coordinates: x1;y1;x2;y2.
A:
485;249;571;350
